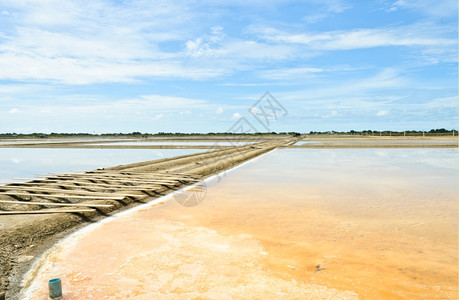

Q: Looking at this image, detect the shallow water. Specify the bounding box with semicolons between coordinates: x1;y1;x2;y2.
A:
0;148;206;183
0;138;131;145
294;141;319;145
24;149;458;299
85;141;254;146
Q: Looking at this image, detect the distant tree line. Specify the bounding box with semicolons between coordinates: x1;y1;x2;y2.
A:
0;131;297;138
308;128;456;136
0;129;455;138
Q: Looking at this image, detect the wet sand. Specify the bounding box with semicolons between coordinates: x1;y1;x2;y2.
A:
23;148;458;299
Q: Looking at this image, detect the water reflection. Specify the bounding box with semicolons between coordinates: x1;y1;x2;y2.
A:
0;148;206;183
0;138;127;145
85;141;254;146
293;141;319;145
24;149;458;299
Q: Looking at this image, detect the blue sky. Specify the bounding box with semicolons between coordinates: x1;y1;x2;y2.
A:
0;0;457;133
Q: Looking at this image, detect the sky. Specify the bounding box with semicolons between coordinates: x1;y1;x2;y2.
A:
0;0;457;133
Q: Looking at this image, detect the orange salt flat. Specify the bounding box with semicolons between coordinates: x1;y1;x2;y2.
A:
24;149;458;299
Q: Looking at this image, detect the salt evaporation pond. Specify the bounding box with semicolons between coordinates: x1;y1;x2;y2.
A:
23;148;458;299
0;148;206;183
294;141;319;145
86;141;254;146
0;138;131;145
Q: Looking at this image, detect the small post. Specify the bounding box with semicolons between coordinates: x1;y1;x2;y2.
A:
49;278;62;299
404;131;406;137
453;130;455;137
423;131;425;137
389;131;391;136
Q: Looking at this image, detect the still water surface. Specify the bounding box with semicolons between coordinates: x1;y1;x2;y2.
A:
293;141;319;145
24;149;458;299
86;141;254;146
0;148;206;183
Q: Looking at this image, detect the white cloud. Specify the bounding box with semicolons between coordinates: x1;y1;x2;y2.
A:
195;0;349;13
186;38;215;58
0;1;297;85
260;67;323;80
0;92;217;132
5;0;450;86
185;31;296;62
388;0;457;18
247;23;457;65
282;68;407;101
0;0;228;84
216;107;224;114
32;94;208;116
0;51;226;84
218;82;299;86
422;96;458;109
351;68;407;90
1;0;190;30
321;110;338;118
302;0;350;23
253;25;455;50
274;68;409;114
185;25;226;58
376;110;389;116
121;94;207;111
210;26;224;36
0;84;48;95
303;13;328;24
232;112;242;119
152;114;164;120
